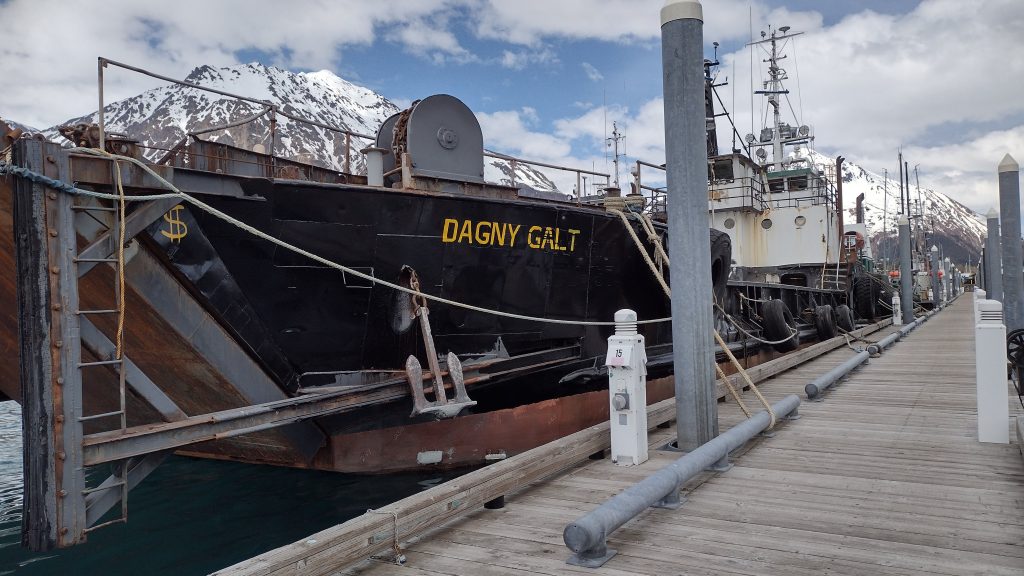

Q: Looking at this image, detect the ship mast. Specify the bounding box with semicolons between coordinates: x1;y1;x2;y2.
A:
607;121;625;188
746;25;809;170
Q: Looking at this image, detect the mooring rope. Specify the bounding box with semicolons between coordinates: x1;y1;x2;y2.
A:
609;207;776;427
607;208;671;297
110;156;128;360
715;302;799;346
365;508;405;565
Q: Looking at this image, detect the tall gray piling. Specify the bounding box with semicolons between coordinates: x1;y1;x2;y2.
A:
930;245;940;309
898;216;914;323
985;208;1003;302
999;154;1023;332
661;0;717;450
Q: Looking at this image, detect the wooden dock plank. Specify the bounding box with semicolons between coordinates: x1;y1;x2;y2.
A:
338;297;1024;576
224;299;1022;576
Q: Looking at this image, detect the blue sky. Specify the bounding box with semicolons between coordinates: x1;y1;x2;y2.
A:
0;0;1020;211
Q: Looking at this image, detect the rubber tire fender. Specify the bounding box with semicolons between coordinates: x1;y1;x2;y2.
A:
762;299;800;352
709;228;732;309
835;304;856;332
814;304;837;340
854;277;876;320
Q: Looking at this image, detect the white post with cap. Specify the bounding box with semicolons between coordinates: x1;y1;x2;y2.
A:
607;309;649;466
975;299;1009;444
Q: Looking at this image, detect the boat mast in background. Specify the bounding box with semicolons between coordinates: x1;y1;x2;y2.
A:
747;25;810;170
607;121;624;189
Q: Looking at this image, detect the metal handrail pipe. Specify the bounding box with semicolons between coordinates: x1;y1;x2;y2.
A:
866;331;901;355
804;350;870;399
190;106;273;137
636;159;666;170
99;57;374;142
275;108;374;140
899;316;923;337
483;151;610;179
101;57;271;107
563;395;801;564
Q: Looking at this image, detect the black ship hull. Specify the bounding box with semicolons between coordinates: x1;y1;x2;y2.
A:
146;182;679;381
140;180;695;436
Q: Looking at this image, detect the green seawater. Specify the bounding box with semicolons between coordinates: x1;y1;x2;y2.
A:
0;401;452;575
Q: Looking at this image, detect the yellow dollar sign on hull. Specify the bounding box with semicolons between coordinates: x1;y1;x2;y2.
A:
161;204;188;242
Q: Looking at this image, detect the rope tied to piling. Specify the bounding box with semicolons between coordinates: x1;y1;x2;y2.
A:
610;207;777;428
365;508;406;564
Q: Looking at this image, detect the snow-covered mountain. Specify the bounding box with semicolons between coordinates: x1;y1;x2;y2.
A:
798;148;984;267
41;63;556;191
0;116;41;135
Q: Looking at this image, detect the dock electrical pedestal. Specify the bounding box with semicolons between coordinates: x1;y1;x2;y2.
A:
606;310;649;466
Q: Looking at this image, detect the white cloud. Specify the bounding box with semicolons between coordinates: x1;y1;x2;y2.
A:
388;20;475;64
0;0;466;127
469;0;822;47
477;98;671;193
901;126;1024;214
714;0;1023;215
2;0;1019;222
477;109;571;160
581;62;604;82
498;47;558;70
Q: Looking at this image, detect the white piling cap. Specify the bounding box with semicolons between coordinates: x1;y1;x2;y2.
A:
987;207;999;219
662;0;703;25
614;309;638;336
931;245;939;253
999;153;1018;173
614;309;638;323
898;215;909;225
977;299;1003;324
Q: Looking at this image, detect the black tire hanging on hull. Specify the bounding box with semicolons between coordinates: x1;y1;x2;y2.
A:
814;305;837;340
709;229;732;310
763;299;800;352
835;304;856;332
854;277;877;320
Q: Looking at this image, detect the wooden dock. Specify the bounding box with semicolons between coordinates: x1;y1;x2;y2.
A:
227;296;1024;576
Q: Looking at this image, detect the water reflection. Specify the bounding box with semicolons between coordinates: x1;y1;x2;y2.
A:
0;401;453;575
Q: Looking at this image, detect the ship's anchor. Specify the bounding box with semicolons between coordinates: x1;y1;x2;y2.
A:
404;270;476;418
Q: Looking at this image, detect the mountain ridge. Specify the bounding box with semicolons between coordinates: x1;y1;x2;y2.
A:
37;63;558;192
3;63;986;263
800;148;984;266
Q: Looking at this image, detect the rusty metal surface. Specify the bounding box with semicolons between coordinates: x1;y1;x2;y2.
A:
76;259;317;465
0;177;23;402
178;139;352;184
0;172;319;466
0;142;797;478
56;123;139;158
311;375;675;474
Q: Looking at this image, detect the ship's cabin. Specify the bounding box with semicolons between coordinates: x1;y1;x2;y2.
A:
761;158;837;212
707;153;765;212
